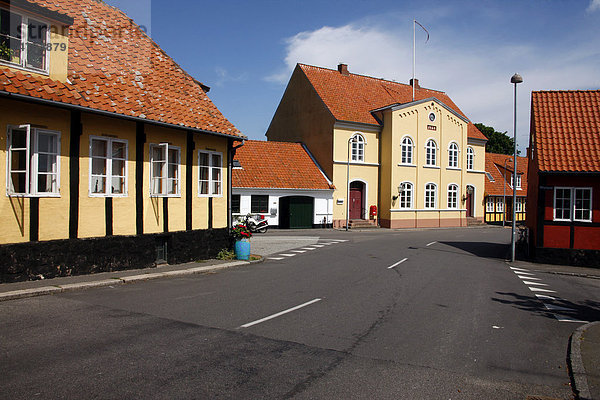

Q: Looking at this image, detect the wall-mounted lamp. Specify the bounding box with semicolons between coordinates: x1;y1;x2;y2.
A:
393;183;407;201
462;185;474;202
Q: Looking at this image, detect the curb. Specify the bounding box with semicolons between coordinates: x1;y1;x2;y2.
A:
568;321;599;400
0;257;264;302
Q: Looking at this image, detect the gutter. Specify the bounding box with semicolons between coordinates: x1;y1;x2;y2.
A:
0;90;246;141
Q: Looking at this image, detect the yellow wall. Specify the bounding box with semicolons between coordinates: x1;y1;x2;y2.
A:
0;98;70;243
331;127;379;224
379;100;486;228
78;113;136;238
1;98;231;245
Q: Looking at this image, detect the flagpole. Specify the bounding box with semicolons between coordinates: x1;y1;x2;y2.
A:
412;19;415;101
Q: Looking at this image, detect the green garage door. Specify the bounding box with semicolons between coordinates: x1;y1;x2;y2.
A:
280;196;314;229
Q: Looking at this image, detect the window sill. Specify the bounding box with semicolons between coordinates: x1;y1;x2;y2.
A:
89;193;129;198
423;165;440;169
0;60;49;76
198;194;223;198
446;167;461;171
398;163;416;167
150;194;182;198
6;192;61;198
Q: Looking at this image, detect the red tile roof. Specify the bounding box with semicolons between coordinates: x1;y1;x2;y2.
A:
299;64;487;141
531;90;600;172
484;153;528;196
233;140;334;190
0;0;242;138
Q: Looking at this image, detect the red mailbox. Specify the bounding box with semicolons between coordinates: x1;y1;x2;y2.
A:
369;205;377;218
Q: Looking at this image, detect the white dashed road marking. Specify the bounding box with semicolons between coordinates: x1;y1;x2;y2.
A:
388;258;408;269
511;266;588;323
239;298;322;328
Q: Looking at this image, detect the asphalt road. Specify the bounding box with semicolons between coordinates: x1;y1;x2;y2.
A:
1;227;599;399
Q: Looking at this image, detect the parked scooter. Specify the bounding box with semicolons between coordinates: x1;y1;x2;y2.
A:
242;213;269;233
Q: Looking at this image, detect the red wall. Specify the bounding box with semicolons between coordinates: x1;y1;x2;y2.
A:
540;174;600;250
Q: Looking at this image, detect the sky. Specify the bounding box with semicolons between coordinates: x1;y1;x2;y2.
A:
108;0;600;151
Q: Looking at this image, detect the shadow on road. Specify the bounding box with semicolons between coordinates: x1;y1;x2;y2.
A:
492;291;600;322
438;241;509;259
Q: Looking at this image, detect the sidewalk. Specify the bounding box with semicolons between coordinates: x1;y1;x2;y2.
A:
0;257;263;302
569;321;600;400
509;259;600;280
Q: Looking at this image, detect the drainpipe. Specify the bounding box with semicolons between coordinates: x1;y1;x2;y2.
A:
228;139;245;229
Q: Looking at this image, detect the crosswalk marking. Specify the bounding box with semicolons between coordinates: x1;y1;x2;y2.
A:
268;257;284;260
279;253;297;257
290;250;306;253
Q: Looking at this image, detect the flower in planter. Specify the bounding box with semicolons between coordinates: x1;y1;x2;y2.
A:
231;224;252;241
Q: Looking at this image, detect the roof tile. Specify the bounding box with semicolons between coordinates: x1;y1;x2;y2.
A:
233;140;333;190
0;0;243;138
532;90;600;172
299;64;487;141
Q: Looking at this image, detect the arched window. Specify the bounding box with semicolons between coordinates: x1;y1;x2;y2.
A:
425;139;437;166
351;134;365;162
447;184;458;209
398;181;413;209
425;183;437;209
466;147;474;170
448;142;459;168
401;136;413;165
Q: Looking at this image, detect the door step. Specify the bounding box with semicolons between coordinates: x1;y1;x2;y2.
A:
349;219;378;229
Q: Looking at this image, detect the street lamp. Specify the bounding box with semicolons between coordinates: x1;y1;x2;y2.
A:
510;73;523;262
503;157;514;228
346;135;358;231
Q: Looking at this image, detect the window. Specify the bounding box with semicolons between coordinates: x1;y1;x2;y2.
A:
398;182;413;209
425;183;437;209
89;137;127;196
447;184;458;209
0;8;48;72
485;172;495;182
251;195;268;214
467;147;474;170
198;150;222;196
231;194;240;214
510;174;522;189
400;136;413;165
448;142;459;168
7;125;60;196
351;134;365;162
150;143;180;196
425;139;437;166
496;197;504;213
486;197;494;213
515;198;523;212
555;187;592;222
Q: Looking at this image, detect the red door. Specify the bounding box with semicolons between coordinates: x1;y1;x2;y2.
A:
349;188;363;219
466;191;474;217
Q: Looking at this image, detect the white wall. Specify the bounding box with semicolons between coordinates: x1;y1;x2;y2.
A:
232;188;334;227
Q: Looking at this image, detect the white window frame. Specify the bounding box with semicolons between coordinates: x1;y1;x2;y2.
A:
510;174;522;189
554;187;592;222
400;136;414;165
448;142;459;168
515;197;523;212
424;182;437;209
351;133;365;162
198;150;223;197
466;146;474;170
150;143;181;197
496;197;504;213
6;124;60;197
486;197;494;213
425;139;437;166
89;136;128;197
0;7;50;74
447;184;459;209
398;181;413;209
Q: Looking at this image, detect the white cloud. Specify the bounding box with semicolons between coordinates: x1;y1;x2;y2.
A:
588;0;600;12
214;67;248;87
266;22;600;149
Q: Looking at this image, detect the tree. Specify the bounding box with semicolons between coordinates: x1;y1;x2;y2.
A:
474;123;520;155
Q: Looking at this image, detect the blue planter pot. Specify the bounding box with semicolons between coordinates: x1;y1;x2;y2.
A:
235;240;250;260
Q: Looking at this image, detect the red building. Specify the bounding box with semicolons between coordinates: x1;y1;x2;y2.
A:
526;90;600;267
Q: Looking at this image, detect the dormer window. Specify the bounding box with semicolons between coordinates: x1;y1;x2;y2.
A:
0;8;49;72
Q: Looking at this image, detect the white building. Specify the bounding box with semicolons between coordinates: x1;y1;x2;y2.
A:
232;140;334;228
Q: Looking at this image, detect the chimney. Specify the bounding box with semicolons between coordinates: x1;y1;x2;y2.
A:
338;63;349;76
410;78;420;89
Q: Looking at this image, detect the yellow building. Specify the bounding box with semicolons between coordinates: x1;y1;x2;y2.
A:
0;0;244;282
267;64;487;228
